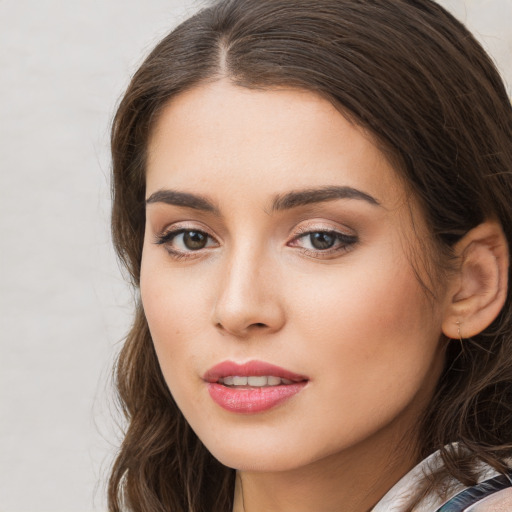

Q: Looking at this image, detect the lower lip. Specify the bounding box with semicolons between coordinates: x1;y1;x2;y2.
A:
207;382;307;413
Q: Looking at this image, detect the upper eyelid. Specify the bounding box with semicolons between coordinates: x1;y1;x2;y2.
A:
288;224;358;248
154;220;356;243
289;230;357;246
158;221;219;238
294;226;350;235
157;227;218;242
291;221;356;237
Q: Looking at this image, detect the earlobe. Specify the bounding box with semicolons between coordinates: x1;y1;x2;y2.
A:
442;220;509;340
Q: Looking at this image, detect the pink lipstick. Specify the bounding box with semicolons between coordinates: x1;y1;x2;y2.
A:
204;360;308;413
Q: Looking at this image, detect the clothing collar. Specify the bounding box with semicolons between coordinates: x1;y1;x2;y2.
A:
371;448;500;512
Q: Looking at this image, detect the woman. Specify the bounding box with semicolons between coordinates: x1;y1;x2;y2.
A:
108;0;512;510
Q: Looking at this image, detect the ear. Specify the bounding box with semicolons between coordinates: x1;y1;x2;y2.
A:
442;220;509;339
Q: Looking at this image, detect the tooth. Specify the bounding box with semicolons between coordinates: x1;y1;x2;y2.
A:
232;376;248;386
248;376;268;387
267;376;281;386
223;376;234;386
281;378;293;385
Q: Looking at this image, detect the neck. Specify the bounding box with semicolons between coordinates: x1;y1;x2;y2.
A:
232;423;420;512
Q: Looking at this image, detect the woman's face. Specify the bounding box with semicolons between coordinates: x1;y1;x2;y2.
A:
141;80;448;472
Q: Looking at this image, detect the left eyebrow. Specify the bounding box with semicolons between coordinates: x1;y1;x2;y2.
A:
271;186;381;211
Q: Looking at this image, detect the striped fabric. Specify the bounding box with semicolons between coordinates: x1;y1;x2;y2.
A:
435;473;512;511
372;448;511;511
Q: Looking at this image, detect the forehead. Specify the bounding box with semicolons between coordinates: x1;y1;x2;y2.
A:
146;80;405;208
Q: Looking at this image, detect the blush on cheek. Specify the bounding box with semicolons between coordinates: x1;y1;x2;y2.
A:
299;257;441;392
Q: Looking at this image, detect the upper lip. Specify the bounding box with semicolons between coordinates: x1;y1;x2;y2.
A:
203;360;308;383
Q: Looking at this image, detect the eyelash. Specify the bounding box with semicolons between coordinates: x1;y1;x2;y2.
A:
154;228;217;260
154;226;358;260
289;227;358;259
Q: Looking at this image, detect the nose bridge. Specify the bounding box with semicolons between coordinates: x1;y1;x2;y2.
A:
213;237;284;337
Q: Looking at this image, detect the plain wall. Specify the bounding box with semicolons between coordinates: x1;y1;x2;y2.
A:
0;1;510;511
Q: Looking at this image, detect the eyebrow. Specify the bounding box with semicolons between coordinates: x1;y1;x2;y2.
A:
145;185;380;214
271;185;381;211
146;189;220;214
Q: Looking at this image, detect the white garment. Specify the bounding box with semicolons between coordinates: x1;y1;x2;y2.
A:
371;450;502;512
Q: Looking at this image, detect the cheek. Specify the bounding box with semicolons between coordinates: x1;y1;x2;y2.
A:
140;268;207;425
290;247;444;413
295;253;430;336
142;276;205;339
140;235;218;328
140;251;209;374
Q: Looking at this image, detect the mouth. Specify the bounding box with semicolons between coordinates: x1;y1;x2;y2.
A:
218;375;295;387
204;360;309;413
204;359;308;383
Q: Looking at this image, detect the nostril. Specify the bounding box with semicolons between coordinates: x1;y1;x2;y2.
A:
214;320;269;337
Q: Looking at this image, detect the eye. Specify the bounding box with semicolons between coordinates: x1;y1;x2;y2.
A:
179;230;210;250
307;232;338;250
289;229;358;258
154;228;218;256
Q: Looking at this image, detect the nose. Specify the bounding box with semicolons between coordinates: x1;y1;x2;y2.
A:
212;245;286;338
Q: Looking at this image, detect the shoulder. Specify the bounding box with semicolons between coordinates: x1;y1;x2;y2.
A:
468;487;512;512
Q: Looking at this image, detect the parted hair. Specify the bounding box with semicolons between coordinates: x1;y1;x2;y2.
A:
109;1;512;510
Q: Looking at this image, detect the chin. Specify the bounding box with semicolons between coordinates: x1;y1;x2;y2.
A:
195;426;329;473
210;446;308;473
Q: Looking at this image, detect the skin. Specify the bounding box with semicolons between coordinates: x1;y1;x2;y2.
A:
141;80;453;512
470;488;512;511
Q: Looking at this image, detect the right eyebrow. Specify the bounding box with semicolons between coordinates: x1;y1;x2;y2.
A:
145;189;220;215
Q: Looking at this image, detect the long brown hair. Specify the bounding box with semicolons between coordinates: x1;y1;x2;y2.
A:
109;1;512;510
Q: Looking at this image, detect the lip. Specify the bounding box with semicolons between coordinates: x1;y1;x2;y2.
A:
204;360;308;414
204;360;308;382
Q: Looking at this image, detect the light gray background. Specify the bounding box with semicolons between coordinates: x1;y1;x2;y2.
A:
0;1;510;511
